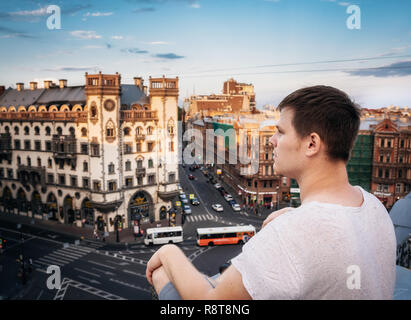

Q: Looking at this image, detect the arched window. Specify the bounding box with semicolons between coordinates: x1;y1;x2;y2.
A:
167;119;175;135
147;126;154;135
69;127;75;136
90;103;97;118
34;126;40;135
106;121;115;137
81;128;87;137
123;127;131;136
136;126;143;135
148;159;153;168
14;126;19;135
45;126;51;136
57;127;63;135
24;126;30;135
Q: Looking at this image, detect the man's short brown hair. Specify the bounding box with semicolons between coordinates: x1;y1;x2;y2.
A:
278;85;361;162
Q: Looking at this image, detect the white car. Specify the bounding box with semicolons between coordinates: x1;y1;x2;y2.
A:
179;194;189;204
183;205;192;215
232;204;241;212
212;204;224;212
224;194;234;202
214;183;222;189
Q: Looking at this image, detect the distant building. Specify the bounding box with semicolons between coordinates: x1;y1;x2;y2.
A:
0;73;180;233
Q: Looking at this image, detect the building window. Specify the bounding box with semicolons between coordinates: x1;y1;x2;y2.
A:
168;141;174;152
378;168;383;178
386;155;390;163
83;161;88;172
59;174;66;185
83;178;89;189
46;141;52;151
14;140;21;150
147;126;153;135
57;127;63;135
81;143;88;155
91;143;100;156
148;159;153;168
70;176;77;187
48;158;52;168
35;126;40;135
379;154;383;162
124;143;132;154
136;142;142;152
59;160;64;170
254;181;257;188
108;181;117;191
14;126;19;135
125;177;133;188
137;176;143;186
37;158;41;167
47;174;54;184
108;163;115;174
398;170;402;179
24;140;31;150
24;126;30;135
81;128;87;137
124;127;131;136
148;174;156;185
387;140;391;148
45;127;51;136
7;169;13;179
35;140;41;151
93;180;101;191
27;157;31;166
385;169;389;179
169;173;175;183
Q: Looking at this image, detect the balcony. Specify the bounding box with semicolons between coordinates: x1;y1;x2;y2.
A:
136;168;146;177
120;110;158;122
0;111;88;123
52;134;77;165
135;134;146;141
17;165;46;190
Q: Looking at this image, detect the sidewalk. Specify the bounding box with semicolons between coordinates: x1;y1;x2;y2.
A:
0;210;144;247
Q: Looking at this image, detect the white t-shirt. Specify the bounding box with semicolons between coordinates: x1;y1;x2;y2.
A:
231;186;397;300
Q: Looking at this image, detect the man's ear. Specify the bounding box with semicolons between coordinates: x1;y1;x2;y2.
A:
305;133;322;157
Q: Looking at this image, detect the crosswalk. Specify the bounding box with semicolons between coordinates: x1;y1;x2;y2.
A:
185;211;249;223
33;245;93;272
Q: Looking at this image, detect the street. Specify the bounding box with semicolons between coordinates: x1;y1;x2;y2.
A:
0;165;270;300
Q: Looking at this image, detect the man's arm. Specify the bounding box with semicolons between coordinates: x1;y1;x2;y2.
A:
146;244;251;300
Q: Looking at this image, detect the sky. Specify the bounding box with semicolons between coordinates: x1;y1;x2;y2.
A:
0;0;411;109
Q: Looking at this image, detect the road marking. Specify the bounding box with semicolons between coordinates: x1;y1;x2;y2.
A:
105;260;129;266
86;260;116;270
78;275;101;285
38;257;64;266
122;269;146;278
91;267;116;276
53;250;82;259
74;267;101;278
47;253;73;263
36;290;44;300
109;278;150;293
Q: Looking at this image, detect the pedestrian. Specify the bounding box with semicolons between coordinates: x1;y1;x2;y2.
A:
93;229;99;240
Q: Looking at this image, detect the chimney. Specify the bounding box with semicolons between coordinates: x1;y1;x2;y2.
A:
59;79;67;89
30;82;38;90
134;77;144;90
44;80;53;89
0;86;5;97
16;83;24;91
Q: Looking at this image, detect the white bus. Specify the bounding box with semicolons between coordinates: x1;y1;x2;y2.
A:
196;225;256;247
144;226;183;246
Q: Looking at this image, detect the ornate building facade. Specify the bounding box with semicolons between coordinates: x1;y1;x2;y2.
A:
0;72;180;233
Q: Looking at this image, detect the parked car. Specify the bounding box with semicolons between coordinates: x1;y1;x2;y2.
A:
188;174;195;180
183;205;192;215
232;204;241;212
191;198;200;205
224;194;234;202
228;200;236;206
214;183;222;189
211;204;224;212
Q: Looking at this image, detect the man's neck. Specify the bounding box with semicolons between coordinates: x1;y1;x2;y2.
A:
296;160;353;205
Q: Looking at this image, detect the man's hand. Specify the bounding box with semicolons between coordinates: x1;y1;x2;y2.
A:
261;207;294;229
146;244;176;286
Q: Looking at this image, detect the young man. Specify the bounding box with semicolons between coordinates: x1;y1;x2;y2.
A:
146;85;397;299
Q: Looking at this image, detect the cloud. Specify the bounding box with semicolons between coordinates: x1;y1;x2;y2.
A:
112;35;124;40
70;30;102;39
132;8;156;13
154;53;185;59
190;3;200;8
42;66;99;72
121;48;149;54
346;61;411;77
0;25;37;39
84;11;114;17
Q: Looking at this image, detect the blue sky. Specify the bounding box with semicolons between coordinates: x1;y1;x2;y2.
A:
0;0;411;108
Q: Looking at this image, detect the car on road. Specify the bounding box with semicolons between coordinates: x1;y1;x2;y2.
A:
188;174;195;180
231;204;241;212
214;183;222;189
212;204;224;212
183;205;192;215
224;194;234;202
179;193;189;204
228;200;236;206
191;198;200;205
